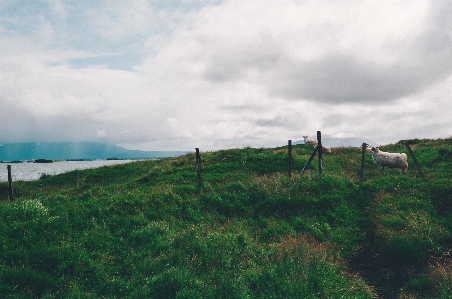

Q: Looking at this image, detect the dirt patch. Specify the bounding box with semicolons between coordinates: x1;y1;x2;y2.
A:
348;245;427;299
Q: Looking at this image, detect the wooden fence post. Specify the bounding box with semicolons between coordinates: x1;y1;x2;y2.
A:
300;146;319;175
317;131;323;174
404;143;425;181
7;165;14;201
288;140;292;178
360;143;366;180
195;148;202;186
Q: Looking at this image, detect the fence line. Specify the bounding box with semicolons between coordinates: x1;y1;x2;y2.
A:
288;140;292;178
360;142;366;180
404;142;425;181
300;145;319;175
2;136;426;200
195;148;202;186
7;165;14;201
317;131;323;174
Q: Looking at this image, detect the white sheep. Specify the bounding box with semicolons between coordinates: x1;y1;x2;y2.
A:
370;147;408;171
360;143;372;153
303;135;318;147
303;136;331;153
321;145;332;153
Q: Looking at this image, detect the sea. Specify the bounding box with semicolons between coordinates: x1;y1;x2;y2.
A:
0;160;135;182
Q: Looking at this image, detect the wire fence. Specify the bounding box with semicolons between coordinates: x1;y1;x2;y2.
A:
3;131;425;196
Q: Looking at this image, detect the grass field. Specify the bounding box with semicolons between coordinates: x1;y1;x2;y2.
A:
1;138;451;298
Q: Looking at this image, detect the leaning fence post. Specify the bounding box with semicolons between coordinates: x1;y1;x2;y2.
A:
360;143;367;180
404;142;425;181
288;140;292;178
317;131;323;174
7;165;14;201
300;146;319;175
195;148;202;186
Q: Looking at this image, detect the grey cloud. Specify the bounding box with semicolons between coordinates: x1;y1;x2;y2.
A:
267;54;400;103
200;2;452;104
253;116;285;128
268;46;451;104
203;42;451;105
0;100;40;143
406;122;452;141
202;34;283;82
219;104;266;112
0;99;150;145
267;2;452;104
321;113;346;127
0;109;101;144
2;1;452;151
417;0;452;55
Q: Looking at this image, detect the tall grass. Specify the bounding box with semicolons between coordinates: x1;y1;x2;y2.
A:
0;138;451;298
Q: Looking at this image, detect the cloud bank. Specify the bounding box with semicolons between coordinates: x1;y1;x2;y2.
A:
1;0;451;150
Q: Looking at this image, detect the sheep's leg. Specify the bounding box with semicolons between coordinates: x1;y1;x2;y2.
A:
381;166;385;172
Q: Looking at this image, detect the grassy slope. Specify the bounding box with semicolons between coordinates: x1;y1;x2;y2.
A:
0;138;451;298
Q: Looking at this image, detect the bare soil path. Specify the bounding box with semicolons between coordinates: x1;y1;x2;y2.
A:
349;245;427;299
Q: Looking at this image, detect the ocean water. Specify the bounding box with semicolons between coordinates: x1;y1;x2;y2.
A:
0;160;134;182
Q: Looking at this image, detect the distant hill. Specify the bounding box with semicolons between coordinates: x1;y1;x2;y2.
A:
0;142;188;161
294;137;379;148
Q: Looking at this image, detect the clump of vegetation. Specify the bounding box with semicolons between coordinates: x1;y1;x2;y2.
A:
0;138;451;298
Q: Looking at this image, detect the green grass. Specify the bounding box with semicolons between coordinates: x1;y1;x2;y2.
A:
0;138;451;298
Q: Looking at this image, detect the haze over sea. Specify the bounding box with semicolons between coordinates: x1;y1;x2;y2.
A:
0;160;134;182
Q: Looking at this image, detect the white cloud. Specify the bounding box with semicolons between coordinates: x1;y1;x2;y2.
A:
47;0;66;19
1;0;451;150
85;0;156;41
97;130;107;137
136;0;452;105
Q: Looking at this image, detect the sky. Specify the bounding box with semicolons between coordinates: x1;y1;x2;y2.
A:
1;0;451;151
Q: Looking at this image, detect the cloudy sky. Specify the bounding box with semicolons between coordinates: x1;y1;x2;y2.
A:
1;0;451;151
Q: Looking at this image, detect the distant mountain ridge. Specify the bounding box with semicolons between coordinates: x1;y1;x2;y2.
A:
0;142;188;161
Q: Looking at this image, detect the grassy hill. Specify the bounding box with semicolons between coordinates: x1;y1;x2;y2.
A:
0;138;451;298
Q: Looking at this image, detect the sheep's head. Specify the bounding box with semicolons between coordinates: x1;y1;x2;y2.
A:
303;135;308;139
361;143;372;153
371;147;380;153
